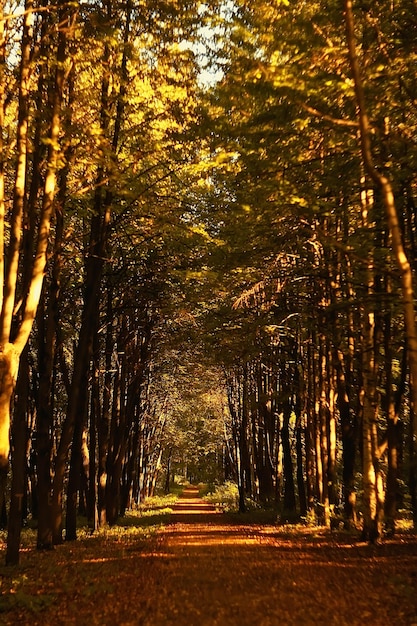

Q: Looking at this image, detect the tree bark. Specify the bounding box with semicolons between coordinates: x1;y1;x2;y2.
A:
6;346;30;565
88;337;100;530
344;0;417;529
98;289;114;526
0;2;74;539
0;2;5;514
36;28;74;547
0;0;32;472
281;395;296;518
360;298;383;542
335;349;357;526
65;386;89;541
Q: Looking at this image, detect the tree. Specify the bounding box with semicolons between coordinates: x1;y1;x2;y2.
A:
343;0;417;535
1;0;77;565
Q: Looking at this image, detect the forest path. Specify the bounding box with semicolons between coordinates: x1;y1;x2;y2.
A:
3;487;417;625
136;487;417;626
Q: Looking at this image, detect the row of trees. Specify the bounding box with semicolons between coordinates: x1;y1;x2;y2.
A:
1;0;417;566
0;0;228;566
202;0;417;542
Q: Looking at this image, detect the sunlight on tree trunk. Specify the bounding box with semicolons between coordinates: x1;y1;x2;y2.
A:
360;304;382;541
0;0;33;472
0;0;6;516
1;0;77;565
0;345;19;469
344;0;417;531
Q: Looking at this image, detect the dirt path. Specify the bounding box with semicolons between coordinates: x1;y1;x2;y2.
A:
135;487;417;626
2;487;417;625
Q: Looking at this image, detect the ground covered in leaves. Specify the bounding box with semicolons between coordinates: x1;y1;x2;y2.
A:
1;487;417;625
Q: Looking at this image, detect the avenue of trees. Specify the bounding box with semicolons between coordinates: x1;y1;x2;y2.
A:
1;0;417;564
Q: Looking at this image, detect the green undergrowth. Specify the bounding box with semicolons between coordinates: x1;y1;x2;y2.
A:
202;482;416;532
76;492;180;537
0;492;179;617
117;492;179;529
204;481;239;511
204;481;266;517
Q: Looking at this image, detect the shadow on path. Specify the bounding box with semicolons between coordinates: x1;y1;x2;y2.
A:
138;487;417;626
3;488;416;626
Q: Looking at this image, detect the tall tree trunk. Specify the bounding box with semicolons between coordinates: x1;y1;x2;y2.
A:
51;0;131;540
226;369;247;513
36;31;73;548
88;336;100;530
294;365;307;517
98;289;113;526
240;367;251;508
318;335;330;527
51;114;110;542
1;1;73;565
106;361;123;525
66;385;89;541
360;299;383;542
295;419;307;518
0;0;6;517
258;363;275;504
36;226;62;549
384;335;406;535
335;349;357;526
305;339;316;516
281;396;296;518
0;0;32;478
344;0;417;529
0;0;5;312
6;346;30;565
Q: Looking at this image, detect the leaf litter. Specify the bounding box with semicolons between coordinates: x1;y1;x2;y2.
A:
0;487;417;625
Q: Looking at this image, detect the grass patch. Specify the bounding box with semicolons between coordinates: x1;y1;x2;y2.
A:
0;492;180;623
76;492;180;538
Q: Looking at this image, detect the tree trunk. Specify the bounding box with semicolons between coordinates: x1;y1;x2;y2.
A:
0;3;5;501
98;288;114;526
305;340;316;516
6;346;30;565
360;261;383;542
0;0;32;474
258;364;275;505
51;0;132;538
344;0;417;530
335;351;357;526
281;398;296;518
66;385;89;541
0;345;19;472
318;335;331;527
295;421;307;518
383;307;402;535
0;2;73;562
36;27;73;547
164;449;172;494
106;362;123;525
88;343;100;530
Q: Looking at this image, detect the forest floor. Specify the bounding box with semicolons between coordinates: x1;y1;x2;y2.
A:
1;486;417;625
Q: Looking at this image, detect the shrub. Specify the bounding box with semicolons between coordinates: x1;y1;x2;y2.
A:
205;481;240;512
